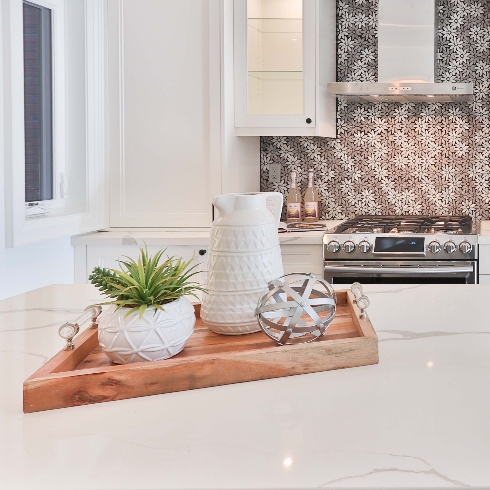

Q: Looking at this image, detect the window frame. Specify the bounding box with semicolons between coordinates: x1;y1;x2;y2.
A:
3;0;107;247
23;0;67;217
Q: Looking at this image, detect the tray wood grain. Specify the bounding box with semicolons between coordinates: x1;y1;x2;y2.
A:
23;290;378;413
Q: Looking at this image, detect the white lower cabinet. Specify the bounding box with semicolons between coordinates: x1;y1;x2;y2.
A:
280;244;324;277
77;245;209;285
75;241;324;286
478;245;490;283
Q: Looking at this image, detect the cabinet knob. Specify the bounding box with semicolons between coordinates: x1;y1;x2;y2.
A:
306;118;312;124
199;249;207;256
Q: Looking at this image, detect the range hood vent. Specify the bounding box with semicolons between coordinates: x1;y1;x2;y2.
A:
328;82;473;103
328;0;473;103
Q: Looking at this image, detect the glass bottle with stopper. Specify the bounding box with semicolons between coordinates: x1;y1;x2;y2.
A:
303;168;319;223
286;170;302;223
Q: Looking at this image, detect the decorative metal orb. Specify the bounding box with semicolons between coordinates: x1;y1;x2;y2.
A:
255;273;337;345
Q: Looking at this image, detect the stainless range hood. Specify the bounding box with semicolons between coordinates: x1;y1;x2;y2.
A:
328;0;473;103
329;83;474;103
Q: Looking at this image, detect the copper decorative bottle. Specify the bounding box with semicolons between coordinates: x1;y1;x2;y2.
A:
303;169;319;223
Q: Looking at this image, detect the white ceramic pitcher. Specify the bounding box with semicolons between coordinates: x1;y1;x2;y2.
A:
201;192;284;335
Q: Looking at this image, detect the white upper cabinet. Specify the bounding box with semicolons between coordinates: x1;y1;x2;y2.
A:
107;0;221;228
234;0;337;137
107;0;260;229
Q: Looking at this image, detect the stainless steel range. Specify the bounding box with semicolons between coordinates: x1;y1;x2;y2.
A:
323;216;478;284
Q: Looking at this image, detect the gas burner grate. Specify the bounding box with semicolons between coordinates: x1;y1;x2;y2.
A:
336;215;473;235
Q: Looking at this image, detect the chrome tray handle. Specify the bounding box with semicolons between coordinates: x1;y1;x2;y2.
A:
58;305;102;350
351;282;370;319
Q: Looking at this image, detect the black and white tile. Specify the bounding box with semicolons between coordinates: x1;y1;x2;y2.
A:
261;0;490;221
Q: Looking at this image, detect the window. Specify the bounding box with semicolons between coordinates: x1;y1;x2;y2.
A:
3;0;106;247
22;1;53;203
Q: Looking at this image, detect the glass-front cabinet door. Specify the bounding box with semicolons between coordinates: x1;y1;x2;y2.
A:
234;0;317;134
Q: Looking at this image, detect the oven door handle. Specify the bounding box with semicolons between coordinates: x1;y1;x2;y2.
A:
323;265;474;275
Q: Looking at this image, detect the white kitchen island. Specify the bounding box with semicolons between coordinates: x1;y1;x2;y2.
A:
1;284;490;489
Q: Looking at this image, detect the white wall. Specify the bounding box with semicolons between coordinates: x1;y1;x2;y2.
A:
0;94;73;300
222;0;260;194
0;236;74;300
0;0;78;300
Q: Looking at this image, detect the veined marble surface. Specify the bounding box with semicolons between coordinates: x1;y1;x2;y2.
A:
72;221;490;247
1;284;490;489
70;221;344;247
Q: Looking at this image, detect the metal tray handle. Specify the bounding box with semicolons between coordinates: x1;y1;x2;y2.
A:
351;282;369;319
58;305;102;350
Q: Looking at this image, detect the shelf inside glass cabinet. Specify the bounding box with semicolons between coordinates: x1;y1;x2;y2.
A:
247;18;302;34
245;1;305;116
248;71;303;80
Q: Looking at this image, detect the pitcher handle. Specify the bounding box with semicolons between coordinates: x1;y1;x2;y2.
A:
264;192;283;226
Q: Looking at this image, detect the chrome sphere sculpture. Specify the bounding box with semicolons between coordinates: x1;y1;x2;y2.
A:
255;273;337;345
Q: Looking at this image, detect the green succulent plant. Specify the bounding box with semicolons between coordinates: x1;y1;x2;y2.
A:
89;246;206;318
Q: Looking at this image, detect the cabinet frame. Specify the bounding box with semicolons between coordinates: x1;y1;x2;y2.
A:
233;0;337;137
234;0;316;129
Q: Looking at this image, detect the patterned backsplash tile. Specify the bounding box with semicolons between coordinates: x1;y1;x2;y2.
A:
260;0;490;221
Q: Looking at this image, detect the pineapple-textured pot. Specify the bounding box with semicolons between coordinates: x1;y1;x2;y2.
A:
98;296;196;364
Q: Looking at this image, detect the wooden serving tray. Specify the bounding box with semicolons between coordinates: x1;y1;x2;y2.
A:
23;290;378;413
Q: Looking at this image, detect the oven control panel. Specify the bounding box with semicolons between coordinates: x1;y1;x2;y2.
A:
323;234;478;261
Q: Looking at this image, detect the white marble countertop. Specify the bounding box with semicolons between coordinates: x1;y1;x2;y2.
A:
71;220;490;247
2;283;490;489
71;221;344;247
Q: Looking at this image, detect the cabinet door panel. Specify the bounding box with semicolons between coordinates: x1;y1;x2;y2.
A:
479;245;490;274
280;244;323;276
86;245;208;286
108;0;220;227
234;0;316;128
478;275;490;284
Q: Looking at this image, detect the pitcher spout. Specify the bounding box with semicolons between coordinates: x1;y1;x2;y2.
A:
213;195;235;217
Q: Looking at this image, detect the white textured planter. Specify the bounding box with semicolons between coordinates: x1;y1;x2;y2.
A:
98;297;195;364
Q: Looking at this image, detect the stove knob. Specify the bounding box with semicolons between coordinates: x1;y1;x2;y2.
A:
444;241;457;254
343;240;355;253
459;240;472;254
326;240;340;253
428;241;441;254
358;240;371;253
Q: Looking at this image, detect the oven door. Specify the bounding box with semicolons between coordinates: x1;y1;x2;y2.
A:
324;260;477;284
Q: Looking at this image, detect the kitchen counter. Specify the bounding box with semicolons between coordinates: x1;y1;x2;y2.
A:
2;284;490;489
72;220;490;247
71;221;344;247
